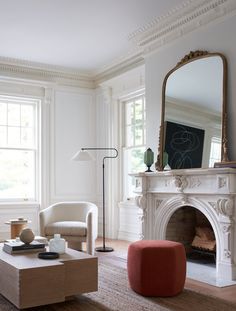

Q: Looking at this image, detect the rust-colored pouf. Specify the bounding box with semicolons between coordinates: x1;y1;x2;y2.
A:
127;240;186;297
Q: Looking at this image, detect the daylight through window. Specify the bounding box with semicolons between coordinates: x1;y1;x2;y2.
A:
122;95;146;200
0;96;39;201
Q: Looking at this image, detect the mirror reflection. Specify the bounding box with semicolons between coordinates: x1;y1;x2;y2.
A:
163;55;223;170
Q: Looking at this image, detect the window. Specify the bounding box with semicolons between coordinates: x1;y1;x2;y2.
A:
122;95;146;200
209;137;221;167
0;96;40;201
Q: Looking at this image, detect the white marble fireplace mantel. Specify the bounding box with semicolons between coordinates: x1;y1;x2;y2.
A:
132;167;236;281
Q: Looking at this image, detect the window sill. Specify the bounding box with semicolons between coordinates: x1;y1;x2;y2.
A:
0;202;40;209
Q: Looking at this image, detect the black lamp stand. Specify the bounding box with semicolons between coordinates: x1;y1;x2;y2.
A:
82;147;118;252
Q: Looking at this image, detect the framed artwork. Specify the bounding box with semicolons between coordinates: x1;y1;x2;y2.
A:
164;121;205;169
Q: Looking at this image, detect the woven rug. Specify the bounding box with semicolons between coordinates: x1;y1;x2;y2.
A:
1;262;236;311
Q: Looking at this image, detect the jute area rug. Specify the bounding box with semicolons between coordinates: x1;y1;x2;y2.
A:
1;262;236;311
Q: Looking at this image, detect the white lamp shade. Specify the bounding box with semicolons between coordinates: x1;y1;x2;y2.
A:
71;150;95;161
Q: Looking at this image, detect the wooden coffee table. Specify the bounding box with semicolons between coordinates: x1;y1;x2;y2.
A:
0;244;98;309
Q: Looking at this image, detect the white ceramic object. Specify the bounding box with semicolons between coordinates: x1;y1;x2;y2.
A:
49;234;66;254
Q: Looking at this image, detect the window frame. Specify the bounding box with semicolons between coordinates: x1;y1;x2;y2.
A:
0;95;41;203
209;136;221;167
121;93;146;201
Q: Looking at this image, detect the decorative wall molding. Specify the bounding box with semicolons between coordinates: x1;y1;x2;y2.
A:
130;0;236;56
0;56;94;89
94;51;144;85
0;0;236;86
96;0;236;82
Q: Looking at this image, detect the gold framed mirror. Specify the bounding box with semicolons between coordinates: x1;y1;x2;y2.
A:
155;50;228;171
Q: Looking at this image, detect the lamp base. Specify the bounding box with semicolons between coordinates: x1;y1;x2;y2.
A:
95;246;114;252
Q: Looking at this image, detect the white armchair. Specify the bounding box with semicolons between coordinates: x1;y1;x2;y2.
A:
39;202;98;255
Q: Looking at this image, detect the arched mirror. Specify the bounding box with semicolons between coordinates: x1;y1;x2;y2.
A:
156;51;228;171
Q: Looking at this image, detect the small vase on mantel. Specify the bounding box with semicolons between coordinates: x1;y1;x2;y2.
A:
144;148;154;172
163;150;171;171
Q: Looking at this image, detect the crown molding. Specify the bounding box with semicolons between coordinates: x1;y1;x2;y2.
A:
0;0;235;87
0;56;95;89
129;0;236;56
93;48;144;86
91;0;236;84
128;0;196;42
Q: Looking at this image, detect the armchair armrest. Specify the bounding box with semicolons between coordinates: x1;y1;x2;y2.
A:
86;206;98;255
86;211;93;255
39;206;55;236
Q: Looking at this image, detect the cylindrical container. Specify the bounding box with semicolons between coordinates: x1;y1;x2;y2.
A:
49;234;66;254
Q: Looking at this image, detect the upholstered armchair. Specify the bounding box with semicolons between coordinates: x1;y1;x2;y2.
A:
39;201;98;255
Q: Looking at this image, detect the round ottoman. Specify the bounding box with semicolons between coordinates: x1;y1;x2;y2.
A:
127;240;186;297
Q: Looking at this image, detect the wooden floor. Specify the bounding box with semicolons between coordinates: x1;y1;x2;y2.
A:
95;238;236;304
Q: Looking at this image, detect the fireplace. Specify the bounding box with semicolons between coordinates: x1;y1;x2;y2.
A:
166;207;216;262
133;168;236;282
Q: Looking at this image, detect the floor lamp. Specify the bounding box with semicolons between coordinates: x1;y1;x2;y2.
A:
72;147;118;252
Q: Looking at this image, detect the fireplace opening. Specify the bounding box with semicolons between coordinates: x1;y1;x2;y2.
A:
166;206;216;265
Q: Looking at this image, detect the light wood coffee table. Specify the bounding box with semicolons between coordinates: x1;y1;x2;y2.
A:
0;244;98;309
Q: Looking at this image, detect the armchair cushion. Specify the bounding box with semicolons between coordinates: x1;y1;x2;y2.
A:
45;221;87;237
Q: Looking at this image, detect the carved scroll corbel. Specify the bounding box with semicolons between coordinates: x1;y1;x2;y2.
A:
135;195;147;210
209;197;234;218
135;195;147;222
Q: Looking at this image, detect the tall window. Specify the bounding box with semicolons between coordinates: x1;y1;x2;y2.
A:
122;95;146;200
0;96;39;201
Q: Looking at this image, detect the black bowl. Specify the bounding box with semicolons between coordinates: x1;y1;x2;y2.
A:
38;252;59;259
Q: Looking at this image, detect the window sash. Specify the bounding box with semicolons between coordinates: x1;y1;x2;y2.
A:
124;96;146;148
0;96;39;202
209;137;221;167
122;94;146;200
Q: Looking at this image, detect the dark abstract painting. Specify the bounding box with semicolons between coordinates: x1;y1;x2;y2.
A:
164;121;205;169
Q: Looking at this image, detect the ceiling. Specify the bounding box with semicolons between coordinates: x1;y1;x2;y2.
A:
0;0;184;75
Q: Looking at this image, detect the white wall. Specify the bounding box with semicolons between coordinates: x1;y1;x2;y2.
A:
50;87;96;204
145;14;236;162
0;82;98;239
97;66;145;240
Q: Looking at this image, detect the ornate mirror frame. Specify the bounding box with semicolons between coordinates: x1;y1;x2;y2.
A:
155;50;228;171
